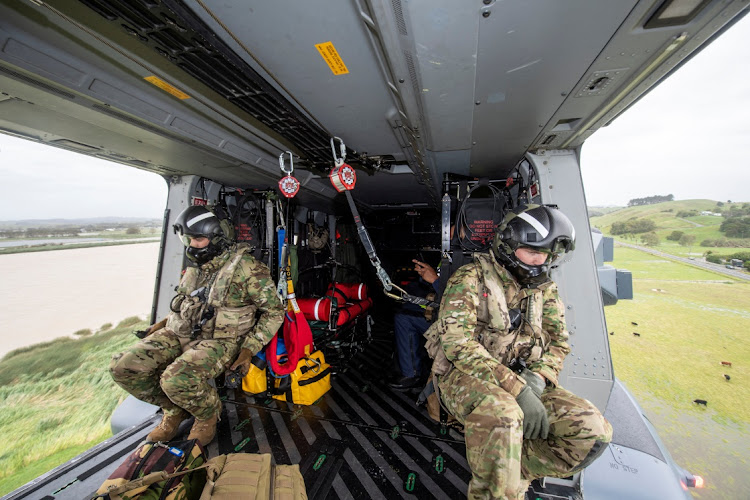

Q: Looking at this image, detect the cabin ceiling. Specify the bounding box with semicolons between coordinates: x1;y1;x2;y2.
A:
0;0;747;209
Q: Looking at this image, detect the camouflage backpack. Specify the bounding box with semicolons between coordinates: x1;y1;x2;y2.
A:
94;439;207;500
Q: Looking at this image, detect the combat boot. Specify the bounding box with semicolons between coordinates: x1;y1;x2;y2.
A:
187;413;219;446
147;409;188;442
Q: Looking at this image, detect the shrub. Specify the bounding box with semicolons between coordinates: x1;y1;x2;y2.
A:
706;254;723;264
98;323;113;333
116;316;142;328
667;230;684;241
73;329;93;337
125;227;140;235
640;232;660;246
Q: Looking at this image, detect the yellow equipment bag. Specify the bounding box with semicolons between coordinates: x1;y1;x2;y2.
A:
241;355;268;395
271;351;331;406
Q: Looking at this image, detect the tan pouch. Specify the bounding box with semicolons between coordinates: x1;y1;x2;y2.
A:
200;453;307;500
423;322;452;376
212;305;257;339
166;311;191;338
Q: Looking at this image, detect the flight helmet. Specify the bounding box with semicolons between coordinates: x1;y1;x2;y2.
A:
173;205;233;265
492;204;575;285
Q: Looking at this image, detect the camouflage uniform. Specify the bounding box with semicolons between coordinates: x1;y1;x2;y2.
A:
435;252;612;500
110;243;284;421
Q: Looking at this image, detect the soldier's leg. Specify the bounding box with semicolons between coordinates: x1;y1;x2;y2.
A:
521;386;613;480
160;339;240;420
439;369;525;500
109;329;183;412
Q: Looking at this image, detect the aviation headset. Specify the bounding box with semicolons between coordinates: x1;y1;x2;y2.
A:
173;205;234;265
492;204;576;285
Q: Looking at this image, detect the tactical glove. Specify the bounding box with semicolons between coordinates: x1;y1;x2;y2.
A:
519;368;545;398
229;348;254;377
515;385;549;440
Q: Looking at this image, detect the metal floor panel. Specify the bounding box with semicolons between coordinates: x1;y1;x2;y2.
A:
212;360;471;499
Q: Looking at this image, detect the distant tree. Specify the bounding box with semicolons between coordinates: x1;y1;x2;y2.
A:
627;194;674;207
676;210;699;218
667;230;684;241
640;232;659;247
678;234;696;247
126;227;141;235
720;217;750;238
717;201;725;207
727;200;732;204
610;218;656;235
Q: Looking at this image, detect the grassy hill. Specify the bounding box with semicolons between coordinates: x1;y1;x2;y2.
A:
0;318;144;495
590;199;750;258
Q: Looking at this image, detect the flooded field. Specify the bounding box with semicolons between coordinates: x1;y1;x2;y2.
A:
0;243;159;358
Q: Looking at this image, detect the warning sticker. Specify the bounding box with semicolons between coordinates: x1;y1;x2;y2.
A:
144;76;191;99
315;42;349;75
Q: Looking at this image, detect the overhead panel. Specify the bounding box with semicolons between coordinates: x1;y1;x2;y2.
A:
399;1;480;153
183;0;406;164
470;0;638;176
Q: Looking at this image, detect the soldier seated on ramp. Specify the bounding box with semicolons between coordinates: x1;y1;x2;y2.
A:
426;205;612;500
110;205;284;446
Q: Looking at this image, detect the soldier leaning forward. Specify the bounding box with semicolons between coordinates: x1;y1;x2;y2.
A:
110;206;283;446
425;204;613;500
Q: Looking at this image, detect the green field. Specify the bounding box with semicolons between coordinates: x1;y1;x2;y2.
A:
0;319;141;495
605;247;750;498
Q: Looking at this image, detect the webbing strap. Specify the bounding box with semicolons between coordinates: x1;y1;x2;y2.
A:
343;190;438;309
344;190;392;291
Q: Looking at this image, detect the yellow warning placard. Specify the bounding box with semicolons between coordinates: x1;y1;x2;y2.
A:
315;42;349;75
144;75;191;99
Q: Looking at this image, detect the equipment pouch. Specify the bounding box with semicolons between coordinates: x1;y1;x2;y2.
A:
213;305;257;339
166;311;192;338
423;322;452;376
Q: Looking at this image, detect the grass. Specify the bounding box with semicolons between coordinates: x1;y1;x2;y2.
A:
0;238;159;255
0;318;145;495
605;246;750;498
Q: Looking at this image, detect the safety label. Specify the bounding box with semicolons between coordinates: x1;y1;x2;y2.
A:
315;42;349;75
144;75;191;99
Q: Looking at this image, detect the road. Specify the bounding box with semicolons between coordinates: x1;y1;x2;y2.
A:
616;242;750;281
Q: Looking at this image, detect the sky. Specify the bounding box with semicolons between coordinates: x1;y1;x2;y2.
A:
0;14;748;219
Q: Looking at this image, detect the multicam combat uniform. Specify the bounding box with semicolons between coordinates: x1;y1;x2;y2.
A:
110;243;284;421
432;252;612;500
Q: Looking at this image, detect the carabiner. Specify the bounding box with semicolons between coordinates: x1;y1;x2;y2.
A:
330;137;346;167
279;151;294;174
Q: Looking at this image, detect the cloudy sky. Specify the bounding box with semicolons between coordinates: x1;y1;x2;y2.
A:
0;14;748;219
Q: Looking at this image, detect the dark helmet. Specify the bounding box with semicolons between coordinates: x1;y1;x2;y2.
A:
173;205;233;265
491;204;575;285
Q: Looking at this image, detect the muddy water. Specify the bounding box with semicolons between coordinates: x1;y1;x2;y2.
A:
0;243;160;358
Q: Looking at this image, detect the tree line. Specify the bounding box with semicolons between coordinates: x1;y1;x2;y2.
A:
0;223;148;239
627;194;674;206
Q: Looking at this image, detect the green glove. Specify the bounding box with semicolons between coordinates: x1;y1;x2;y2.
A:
520;368;545;398
515;385;549;440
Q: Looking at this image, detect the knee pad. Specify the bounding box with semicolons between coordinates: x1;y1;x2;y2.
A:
576;439;608;471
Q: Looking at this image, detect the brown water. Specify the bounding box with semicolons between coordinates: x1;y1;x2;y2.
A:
0;243;160;358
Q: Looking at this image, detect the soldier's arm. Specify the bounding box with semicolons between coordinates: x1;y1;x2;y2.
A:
439;265;526;397
527;283;570;387
237;257;285;354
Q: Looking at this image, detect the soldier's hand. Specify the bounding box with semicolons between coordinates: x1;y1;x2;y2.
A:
519;368;545;398
515;385;549;440
229;348;254;377
413;259;438;284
